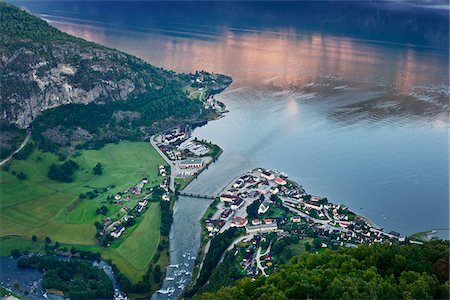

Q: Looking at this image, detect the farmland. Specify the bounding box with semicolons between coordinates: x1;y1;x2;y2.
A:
0;141;167;282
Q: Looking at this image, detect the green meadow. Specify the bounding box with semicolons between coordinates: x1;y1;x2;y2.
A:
0;141;167;283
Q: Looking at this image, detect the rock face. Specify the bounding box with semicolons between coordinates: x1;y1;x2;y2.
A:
1;41;162;128
0;3;170;128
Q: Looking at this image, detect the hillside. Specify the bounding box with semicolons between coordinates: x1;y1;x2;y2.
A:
0;3;230;154
196;240;449;300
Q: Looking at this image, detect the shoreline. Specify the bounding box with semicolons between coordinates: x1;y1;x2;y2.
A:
184;167;430;292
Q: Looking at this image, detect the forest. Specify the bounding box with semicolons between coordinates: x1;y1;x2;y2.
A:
196;240;449;300
17;256;113;299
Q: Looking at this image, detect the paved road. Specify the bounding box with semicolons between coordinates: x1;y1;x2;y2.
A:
217;233;255;265
150;135;175;192
256;245;271;277
0;131;31;167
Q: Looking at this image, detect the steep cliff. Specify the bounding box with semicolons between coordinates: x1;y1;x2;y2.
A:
0;2;185;128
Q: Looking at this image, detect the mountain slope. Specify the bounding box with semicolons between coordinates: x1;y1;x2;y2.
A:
0;3;225;153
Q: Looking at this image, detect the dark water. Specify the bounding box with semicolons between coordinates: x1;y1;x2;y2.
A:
0;256;119;299
6;1;450;297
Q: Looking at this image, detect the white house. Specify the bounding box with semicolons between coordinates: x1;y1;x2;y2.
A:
111;226;125;238
258;199;270;214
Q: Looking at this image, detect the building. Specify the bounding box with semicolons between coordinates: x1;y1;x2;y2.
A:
304;202;323;211
231;197;244;210
220;209;232;220
274;177;287;185
257;183;271;194
230;217;248;227
111;226;125;238
179;158;203;169
291;216;302;223
246;223;278;234
233;179;245;188
252;219;261;225
258;199;270;214
248;190;259;198
269;186;279;194
261;170;275;181
220;194;240;203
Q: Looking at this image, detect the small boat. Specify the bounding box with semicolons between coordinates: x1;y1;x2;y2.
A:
169;264;179;268
178;284;185;289
158;287;174;295
182;254;186;258
165;277;175;281
184;263;189;267
43;293;48;298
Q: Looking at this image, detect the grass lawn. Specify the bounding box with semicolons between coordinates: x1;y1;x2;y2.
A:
174;177;192;191
184;85;208;101
0;141;167;281
280;237;314;262
103;202;161;283
0;236;45;256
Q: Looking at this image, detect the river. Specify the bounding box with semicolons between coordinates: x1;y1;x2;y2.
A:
6;1;450;298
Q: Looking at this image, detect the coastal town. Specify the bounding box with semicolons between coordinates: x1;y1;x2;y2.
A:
201;168;413;279
151;125;222;192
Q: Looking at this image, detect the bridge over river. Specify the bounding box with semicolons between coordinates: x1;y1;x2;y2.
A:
177;191;216;199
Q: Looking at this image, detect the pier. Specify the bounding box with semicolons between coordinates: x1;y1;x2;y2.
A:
177;191;216;199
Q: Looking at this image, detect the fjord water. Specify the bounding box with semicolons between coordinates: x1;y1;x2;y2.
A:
12;0;449;296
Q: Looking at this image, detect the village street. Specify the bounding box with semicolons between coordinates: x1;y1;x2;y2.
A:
150;135;175;192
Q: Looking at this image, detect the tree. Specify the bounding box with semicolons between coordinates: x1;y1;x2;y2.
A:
247;198;261;218
32;235;37;242
95;205;108;215
11;249;21;257
45;236;52;244
313;239;322;250
93;162;103;176
305;242;312;252
16;171;27;180
153;265;162;284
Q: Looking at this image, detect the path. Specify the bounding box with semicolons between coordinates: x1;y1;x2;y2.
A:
150;135;175;192
0;130;31;167
256;245;271;277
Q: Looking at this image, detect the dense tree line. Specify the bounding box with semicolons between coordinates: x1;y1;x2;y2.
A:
197;240;449;300
186;228;243;297
160;200;173;236
17;256;113;299
200;251;244;293
47;160;79;182
0;122;26;159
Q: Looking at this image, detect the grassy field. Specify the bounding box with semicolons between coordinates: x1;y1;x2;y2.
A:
0;141;167;282
103;202;161;283
280;237;314;262
184;85;208;101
